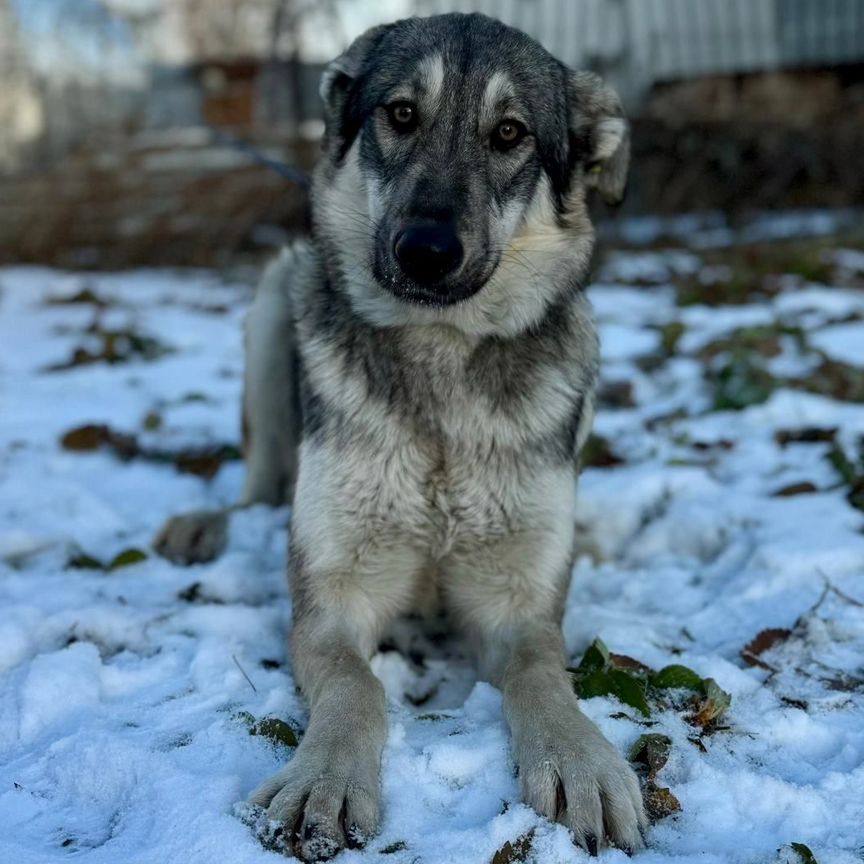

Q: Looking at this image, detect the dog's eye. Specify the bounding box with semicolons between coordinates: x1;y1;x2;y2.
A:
491;119;526;150
387;102;418;131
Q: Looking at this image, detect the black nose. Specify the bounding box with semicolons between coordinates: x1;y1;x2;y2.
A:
394;224;464;284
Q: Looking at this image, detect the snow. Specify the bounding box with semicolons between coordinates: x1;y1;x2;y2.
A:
1;232;863;864
600;209;863;250
811;323;864;367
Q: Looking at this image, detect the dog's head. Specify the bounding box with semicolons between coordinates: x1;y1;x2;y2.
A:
313;13;629;335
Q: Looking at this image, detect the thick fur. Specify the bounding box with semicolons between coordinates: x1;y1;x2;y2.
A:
155;12;645;859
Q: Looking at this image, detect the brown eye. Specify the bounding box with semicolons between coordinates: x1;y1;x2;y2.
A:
492;119;526;150
387;102;417;131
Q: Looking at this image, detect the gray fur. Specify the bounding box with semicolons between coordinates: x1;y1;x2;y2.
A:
155;12;643;859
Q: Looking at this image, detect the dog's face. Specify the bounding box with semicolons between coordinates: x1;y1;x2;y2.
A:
313;14;629;335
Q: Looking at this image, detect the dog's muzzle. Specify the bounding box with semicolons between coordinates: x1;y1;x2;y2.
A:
393;223;464;286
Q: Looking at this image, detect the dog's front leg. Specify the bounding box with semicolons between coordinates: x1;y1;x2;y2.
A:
487;619;646;853
250;613;387;861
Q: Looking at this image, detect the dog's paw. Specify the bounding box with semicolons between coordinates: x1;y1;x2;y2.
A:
517;715;646;854
248;746;380;861
152;510;228;565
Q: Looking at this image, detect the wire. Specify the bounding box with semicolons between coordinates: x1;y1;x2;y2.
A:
206;126;311;190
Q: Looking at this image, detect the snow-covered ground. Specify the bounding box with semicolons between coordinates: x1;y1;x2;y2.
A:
1;221;863;864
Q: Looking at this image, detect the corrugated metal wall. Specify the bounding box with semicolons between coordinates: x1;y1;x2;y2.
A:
779;0;864;66
419;0;864;105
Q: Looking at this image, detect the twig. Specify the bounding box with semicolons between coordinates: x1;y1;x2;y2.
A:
815;568;864;608
233;654;258;694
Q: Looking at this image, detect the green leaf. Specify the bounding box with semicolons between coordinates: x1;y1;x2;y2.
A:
580;435;625;468
68;552;105;570
576;638;611;672
234;711;298;748
650;664;705;692
658;321;685;355
249;716;298;748
108;548;148;570
575;669;651;717
609;670;651;717
629;733;673;778
575;668;615;699
788;843;818;864
143;411;163;431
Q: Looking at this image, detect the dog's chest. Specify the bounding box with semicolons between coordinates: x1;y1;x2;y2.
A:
297;296;592;553
331;343;578;549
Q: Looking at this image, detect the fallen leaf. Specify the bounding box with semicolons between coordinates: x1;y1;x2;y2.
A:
779;842;819;864
60;424;240;479
574;638;611;672
249;717;298;748
709;349;777;411
60;424;112;451
826;443;864;512
581;435;625;468
650;664;705;692
610;653;653;675
657;321;685;355
823;674;864;693
60;424;139;459
236;711;298;748
790;843;818;864
108;548;148;570
741;628;792;669
143;411;163;430
775;428;837;447
177;582;202;603
629;734;672;779
691;439;735;451
576;669;651;717
174;446;241;478
46;287;107;306
772;481;819;497
689;678;732;728
644;782;681;821
490;830;534;864
597;380;635;409
68;552;105;570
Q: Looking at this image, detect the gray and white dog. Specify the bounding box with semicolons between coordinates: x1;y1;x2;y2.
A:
155;12;645;860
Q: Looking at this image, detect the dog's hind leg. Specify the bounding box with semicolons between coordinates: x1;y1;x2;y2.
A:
154;249;303;565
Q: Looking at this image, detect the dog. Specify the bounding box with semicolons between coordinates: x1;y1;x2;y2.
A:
154;12;644;860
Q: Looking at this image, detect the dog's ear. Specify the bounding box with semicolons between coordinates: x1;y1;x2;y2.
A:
319;25;390;161
567;71;630;206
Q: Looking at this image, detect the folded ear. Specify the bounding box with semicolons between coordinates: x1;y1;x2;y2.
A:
567;71;630;206
319;25;391;161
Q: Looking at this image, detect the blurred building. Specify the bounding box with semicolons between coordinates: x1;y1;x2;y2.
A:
0;0;44;171
2;0;863;269
421;0;864;110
